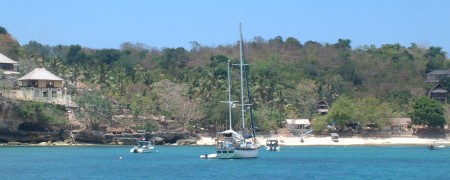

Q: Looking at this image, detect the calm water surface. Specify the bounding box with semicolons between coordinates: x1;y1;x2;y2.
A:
1;145;449;179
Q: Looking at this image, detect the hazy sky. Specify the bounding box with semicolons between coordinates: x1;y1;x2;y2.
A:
1;0;449;54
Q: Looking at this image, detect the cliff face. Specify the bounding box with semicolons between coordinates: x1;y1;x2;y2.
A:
0;112;197;144
0;130;66;143
0;108;22;133
0;106;63;142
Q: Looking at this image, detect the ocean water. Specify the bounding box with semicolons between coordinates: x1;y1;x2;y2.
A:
1;145;449;180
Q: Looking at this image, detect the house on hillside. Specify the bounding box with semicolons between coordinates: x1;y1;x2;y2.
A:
12;68;72;105
286;119;311;134
18;68;64;98
0;52;19;75
426;70;450;83
316;100;329;115
428;83;448;103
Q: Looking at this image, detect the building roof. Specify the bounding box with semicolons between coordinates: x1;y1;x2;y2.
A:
0;52;18;64
18;68;64;81
427;70;450;75
428;83;449;96
286;119;310;125
389;118;411;125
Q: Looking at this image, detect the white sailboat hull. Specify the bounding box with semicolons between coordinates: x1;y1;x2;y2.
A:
216;148;259;159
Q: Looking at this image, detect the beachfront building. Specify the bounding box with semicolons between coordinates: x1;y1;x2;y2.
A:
286;119;311;134
428;83;448;103
380;118;412;136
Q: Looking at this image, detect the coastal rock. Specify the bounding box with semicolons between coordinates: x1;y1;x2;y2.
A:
75;130;108;144
176;139;198;145
153;137;164;144
0;130;67;143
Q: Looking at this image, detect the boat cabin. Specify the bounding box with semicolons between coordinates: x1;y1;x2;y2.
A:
266;139;279;147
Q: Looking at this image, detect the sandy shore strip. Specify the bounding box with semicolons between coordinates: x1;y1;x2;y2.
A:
196;135;449;146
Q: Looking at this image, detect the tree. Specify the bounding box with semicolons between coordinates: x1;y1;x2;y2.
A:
151;79;203;130
66;44;88;65
411;96;445;128
353;97;391;128
0;34;20;59
0;26;7;34
285;37;301;50
326;96;355;129
95;48;121;66
425;46;446;73
334;39;352;49
74;92;113;130
157;47;189;70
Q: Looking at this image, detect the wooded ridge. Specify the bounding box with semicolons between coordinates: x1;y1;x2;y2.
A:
0;26;449;144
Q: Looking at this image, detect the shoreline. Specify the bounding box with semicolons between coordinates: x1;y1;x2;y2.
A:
195;135;450;146
2;135;448;147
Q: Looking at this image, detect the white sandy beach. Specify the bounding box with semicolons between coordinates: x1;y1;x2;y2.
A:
196;135;449;146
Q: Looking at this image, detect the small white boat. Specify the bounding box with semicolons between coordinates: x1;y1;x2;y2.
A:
130;139;154;153
265;139;280;151
200;153;217;159
428;141;446;150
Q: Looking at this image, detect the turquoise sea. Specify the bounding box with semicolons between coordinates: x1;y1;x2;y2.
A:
1;145;449;179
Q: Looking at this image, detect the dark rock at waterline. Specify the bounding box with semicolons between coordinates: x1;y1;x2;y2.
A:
0;129;198;145
0;130;66;143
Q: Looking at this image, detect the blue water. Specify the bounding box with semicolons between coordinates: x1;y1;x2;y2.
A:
1;145;449;179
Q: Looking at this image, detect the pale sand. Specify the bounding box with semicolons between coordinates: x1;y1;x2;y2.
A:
196;135;449;146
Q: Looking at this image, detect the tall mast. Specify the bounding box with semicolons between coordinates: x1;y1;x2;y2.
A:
227;60;232;130
239;23;245;129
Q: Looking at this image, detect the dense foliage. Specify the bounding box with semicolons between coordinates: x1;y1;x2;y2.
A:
1;25;449;133
14;100;68;131
411;96;446;128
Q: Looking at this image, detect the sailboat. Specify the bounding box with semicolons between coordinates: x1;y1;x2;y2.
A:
215;24;260;159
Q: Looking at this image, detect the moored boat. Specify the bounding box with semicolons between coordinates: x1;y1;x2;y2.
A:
265;138;280;151
428;141;446;150
200;153;217;159
215;24;259;159
130;138;154;153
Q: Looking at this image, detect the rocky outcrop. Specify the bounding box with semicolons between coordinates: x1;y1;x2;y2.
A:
0;127;199;145
0;129;67;143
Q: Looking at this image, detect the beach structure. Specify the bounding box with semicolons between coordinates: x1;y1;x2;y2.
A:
286;119;311;134
428;83;448;103
331;133;339;142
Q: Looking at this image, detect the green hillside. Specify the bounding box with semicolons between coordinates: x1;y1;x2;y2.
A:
1;26;449;134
